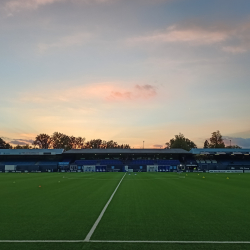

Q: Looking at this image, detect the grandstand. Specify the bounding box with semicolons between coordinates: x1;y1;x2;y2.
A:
65;148;187;172
0;148;250;173
0;149;63;172
189;148;250;172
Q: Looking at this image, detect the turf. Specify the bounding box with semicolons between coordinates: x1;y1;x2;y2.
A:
1;172;250;250
0;172;123;240
1;242;250;250
92;172;250;241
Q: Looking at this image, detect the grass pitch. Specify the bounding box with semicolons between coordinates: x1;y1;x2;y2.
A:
1;172;250;250
0;172;123;240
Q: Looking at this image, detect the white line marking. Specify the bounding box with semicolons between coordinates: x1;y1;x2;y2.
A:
89;240;250;244
0;240;85;243
84;173;126;242
1;240;250;244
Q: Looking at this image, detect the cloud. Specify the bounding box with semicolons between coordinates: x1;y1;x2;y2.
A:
0;136;12;141
107;84;157;101
224;137;250;148
21;82;158;104
2;0;115;13
222;46;247;54
153;144;163;148
38;33;92;53
128;21;250;54
9;139;34;145
129;25;229;45
3;0;63;12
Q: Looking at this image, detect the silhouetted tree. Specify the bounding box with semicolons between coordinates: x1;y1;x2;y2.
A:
209;131;225;148
85;139;103;149
14;144;32;149
0;138;12;149
51;132;71;150
33;133;51;149
204;140;209;148
165;133;197;151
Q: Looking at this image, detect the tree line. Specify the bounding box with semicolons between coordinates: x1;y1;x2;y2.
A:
0;132;130;150
0;130;241;150
165;130;241;150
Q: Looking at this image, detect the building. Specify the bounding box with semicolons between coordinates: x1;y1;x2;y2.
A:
1;148;250;173
0;148;190;172
189;148;250;172
64;148;190;172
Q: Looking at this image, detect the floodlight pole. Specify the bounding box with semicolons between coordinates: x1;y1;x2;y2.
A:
143;141;144;149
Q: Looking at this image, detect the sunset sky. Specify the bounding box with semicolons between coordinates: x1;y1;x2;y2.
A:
0;0;250;148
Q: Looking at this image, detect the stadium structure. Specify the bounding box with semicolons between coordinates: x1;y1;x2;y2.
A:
0;148;250;173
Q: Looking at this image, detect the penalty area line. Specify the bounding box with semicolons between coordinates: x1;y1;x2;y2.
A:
84;172;127;242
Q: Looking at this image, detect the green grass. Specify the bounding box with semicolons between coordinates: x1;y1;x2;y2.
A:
0;172;123;240
1;242;250;250
1;172;250;250
93;172;250;241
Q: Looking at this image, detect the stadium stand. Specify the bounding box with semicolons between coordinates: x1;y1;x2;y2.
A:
36;161;58;165
100;160;123;165
156;160;180;165
130;160;155;165
74;160;98;165
0;161;37;165
3;148;249;172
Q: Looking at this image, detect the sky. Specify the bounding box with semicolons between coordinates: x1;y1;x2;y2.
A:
0;0;250;148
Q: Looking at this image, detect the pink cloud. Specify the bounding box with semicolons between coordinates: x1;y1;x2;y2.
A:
130;25;229;45
128;21;250;54
107;84;157;101
152;144;163;148
222;46;247;54
20;82;158;104
109;91;133;100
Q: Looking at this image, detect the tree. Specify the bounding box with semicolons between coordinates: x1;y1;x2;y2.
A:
85;139;103;149
68;136;85;149
74;136;85;149
14;144;32;149
0;138;12;149
209;131;225;148
33;134;51;149
51;132;71;150
83;139;130;149
204;140;209;148
165;133;197;151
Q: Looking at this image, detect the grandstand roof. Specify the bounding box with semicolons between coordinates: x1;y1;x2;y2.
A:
0;149;64;155
64;148;190;154
190;148;250;155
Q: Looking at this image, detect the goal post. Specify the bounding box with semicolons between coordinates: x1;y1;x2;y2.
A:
147;165;158;172
83;165;96;172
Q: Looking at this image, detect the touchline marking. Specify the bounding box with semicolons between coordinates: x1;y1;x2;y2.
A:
1;240;250;244
84;173;127;242
0;240;85;243
89;240;250;244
